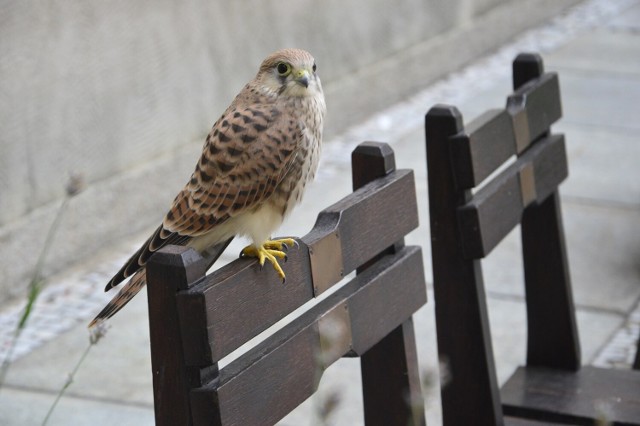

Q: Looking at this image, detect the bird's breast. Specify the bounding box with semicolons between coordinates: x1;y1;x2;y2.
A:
274;95;324;217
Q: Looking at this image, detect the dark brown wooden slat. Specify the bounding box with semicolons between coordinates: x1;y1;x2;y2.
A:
502;366;640;425
448;70;561;191
529;134;569;203
450;109;516;189
349;248;426;355
190;246;426;426
192;325;318;426
177;243;314;366
457;133;567;259
177;169;419;366
306;171;417;296
507;72;562;153
457;167;521;260
307;168;418;281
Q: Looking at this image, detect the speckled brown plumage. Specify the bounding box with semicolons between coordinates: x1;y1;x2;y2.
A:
89;49;325;327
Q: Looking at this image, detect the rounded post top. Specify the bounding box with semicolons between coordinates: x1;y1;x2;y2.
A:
149;245;203;267
147;245;208;289
513;52;544;90
352;141;395;164
425;104;464;136
351;142;396;190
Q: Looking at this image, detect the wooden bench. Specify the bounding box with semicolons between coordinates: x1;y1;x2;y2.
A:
425;53;640;425
146;142;427;426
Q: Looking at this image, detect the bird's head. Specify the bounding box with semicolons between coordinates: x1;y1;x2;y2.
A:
257;48;323;98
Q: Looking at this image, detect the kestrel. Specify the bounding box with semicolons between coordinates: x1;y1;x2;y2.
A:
89;48;325;327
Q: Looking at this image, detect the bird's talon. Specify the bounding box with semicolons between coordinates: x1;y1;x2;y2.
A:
240;240;294;281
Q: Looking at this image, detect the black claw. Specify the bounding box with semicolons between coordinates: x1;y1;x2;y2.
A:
281;244;289;252
282;277;286;284
284;255;288;263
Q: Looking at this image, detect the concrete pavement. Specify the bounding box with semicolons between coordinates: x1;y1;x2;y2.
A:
1;0;639;424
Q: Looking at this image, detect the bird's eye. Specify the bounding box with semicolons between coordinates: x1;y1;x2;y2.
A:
276;62;291;76
312;63;317;73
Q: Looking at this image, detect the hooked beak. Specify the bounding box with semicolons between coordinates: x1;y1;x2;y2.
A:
293;69;310;88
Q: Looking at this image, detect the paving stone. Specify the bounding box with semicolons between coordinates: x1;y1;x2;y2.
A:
486;297;624;385
0;387;153;426
546;30;640;76
482;202;640;313
559;122;640;205
559;71;640;130
3;290;153;405
609;2;640;30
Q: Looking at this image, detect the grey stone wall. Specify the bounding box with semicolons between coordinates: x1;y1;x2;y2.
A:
0;0;581;302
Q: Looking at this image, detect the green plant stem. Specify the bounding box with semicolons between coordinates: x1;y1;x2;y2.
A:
41;340;93;426
0;197;70;387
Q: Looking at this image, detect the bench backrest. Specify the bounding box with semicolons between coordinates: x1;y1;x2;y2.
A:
425;53;580;425
146;142;427;425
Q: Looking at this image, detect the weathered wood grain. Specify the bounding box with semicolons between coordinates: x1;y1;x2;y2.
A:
449;70;561;190
190;246;425;426
457;133;568;259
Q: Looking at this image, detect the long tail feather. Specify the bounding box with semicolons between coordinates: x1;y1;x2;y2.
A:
88;237;234;328
89;269;146;328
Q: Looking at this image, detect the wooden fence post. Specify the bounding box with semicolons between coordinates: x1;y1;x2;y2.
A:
426;106;503;425
354;142;426;426
146;245;210;426
514;53;581;370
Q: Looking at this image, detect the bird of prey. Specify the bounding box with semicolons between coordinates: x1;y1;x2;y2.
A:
89;48;325;328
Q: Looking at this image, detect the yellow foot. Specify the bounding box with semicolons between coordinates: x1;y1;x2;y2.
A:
240;238;297;282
